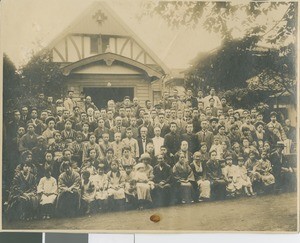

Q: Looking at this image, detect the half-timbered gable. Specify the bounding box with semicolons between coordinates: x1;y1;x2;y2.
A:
46;2;169;108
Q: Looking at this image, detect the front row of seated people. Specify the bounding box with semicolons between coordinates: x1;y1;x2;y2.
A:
6;140;296;221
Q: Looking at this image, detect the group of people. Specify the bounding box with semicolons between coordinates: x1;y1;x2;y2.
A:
3;88;297;221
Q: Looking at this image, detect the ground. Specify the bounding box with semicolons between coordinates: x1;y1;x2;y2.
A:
2;192;298;232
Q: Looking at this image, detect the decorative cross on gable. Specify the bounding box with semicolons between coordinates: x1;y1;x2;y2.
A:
92;10;108;25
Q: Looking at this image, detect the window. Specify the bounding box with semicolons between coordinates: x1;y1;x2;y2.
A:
90;36;99;54
102;36;110;53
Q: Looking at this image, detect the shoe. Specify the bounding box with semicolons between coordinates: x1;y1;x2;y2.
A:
181;200;186;204
198;198;204;202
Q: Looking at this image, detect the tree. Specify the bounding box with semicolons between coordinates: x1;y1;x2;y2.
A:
140;2;297;45
3;53;22;114
141;1;297;109
19;50;67;102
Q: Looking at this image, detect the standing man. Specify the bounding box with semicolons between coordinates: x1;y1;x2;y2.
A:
64;90;77;115
203;88;221;109
164;122;181;156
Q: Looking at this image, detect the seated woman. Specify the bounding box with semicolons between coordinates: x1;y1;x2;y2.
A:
93;164;109;211
173;151;195;204
119;146;136;170
152;154;172;207
107;159;126;210
7;162;39;221
56;161;81;218
190;151;210;201
253;150;275;193
15;150;37;177
134;153;155;209
37;169;58;219
81;170;96;215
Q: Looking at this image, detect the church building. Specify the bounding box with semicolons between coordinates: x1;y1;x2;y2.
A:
47;2;169;108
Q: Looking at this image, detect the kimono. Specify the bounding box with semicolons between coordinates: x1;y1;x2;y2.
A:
19;133;38;152
56;170;81;217
254;159;275;186
61;129;77;145
42;128;57;145
173;162;195;203
48;141;66;161
69;140;84;167
37;176;57;205
7;171;39;220
107;171;126;199
245;158;260;182
93;173;109;200
82;142;101;161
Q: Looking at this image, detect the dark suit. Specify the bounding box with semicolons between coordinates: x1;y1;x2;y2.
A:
196;130;214;150
164;132;181;155
137;137;152;156
159;124;171;137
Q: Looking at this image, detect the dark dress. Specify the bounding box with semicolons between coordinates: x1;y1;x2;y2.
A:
7;171;39;221
56;170;81;217
153;163;173;207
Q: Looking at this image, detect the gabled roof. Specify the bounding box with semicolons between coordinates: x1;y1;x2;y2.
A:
61;52;164;79
46;1;170;75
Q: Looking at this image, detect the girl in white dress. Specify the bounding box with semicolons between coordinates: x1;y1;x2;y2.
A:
93;164;109;211
37;169;57;219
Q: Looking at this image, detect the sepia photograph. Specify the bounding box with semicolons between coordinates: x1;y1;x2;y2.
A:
1;0;298;232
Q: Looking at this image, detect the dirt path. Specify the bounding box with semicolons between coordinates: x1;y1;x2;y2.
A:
3;192;298;232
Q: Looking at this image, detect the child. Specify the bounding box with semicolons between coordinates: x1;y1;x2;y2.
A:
107;160;126;210
236;157;255;196
81;170;96;215
98;133;111;159
111;132;124;160
70;132;84;168
209;136;223;160
123;165;137;210
223;156;239;197
93;164;109;211
37;169;57;219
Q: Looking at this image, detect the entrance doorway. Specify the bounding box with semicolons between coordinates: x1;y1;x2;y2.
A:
83;87;134;108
